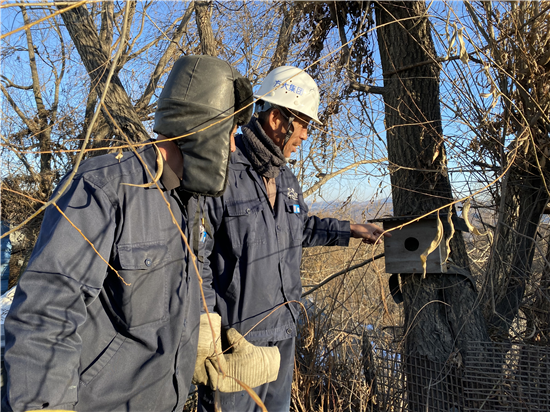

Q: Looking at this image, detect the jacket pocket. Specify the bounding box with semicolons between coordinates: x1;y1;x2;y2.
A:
79;333;126;386
225;197;266;246
106;240;171;328
284;198;305;245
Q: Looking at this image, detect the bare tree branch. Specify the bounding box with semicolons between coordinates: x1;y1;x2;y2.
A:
0;76;32;90
348;79;387;95
21;6;46;117
302;253;385;298
135;2;195;112
303;158;387;198
1;134;38;178
1;84;35;132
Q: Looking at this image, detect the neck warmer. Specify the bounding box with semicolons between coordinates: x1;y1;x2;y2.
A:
240;116;286;178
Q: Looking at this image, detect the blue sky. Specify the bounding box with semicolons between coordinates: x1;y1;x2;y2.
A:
1;1;504;210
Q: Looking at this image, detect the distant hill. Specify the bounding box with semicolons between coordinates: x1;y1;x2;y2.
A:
306;199;393;222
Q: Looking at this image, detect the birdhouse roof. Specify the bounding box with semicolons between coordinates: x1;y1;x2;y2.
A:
369;213;469;232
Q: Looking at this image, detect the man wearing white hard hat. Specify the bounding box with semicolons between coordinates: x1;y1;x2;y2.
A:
198;66;389;411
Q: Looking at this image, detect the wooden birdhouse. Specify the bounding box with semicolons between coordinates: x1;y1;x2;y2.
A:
369;214;469;274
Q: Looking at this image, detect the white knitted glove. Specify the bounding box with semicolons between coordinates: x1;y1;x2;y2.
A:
205;328;280;392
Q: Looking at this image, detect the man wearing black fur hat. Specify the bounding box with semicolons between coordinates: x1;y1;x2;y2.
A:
2;55;270;412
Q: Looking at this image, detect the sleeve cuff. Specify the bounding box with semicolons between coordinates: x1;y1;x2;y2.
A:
337;220;351;246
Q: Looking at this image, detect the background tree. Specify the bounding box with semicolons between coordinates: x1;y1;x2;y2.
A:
374;1;489;409
460;0;550;342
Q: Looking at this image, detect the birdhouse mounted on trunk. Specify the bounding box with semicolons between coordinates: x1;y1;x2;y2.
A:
369;213;469;274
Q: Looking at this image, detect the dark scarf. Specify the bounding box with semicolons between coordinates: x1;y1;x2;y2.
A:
240;116;286;178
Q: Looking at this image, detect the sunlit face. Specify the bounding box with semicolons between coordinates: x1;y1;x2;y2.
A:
269;109;311;158
284;115;311;158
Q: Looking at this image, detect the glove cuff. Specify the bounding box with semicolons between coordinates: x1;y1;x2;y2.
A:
197;313;222;353
193;312;223;386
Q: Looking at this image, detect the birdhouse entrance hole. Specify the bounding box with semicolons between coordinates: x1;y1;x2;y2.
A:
404;237;420;251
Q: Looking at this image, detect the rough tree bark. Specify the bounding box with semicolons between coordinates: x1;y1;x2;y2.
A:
374;1;489;409
57;2;150;143
194;1;216;56
487;165;550;337
268;2;305;71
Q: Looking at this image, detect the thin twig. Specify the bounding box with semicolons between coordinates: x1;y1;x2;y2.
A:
302;253;385;297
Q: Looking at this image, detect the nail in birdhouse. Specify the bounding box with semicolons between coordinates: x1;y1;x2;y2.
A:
369;214;469;274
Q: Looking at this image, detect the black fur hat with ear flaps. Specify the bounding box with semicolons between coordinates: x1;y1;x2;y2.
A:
154;55;253;196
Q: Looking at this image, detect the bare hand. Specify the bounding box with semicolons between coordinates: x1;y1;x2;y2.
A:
350;223;391;245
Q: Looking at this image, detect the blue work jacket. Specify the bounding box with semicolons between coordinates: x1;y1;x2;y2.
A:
3;142;202;412
203;136;350;343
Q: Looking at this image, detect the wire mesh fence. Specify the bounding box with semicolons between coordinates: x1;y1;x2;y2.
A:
373;341;550;412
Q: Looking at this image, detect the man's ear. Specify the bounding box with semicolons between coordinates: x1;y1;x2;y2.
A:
263;108;283;142
268;108;283;131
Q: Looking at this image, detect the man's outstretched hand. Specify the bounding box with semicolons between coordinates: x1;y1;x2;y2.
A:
350;223;391;245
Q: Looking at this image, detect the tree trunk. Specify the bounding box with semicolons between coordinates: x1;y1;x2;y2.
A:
58;2;150;143
486;158;550;338
374;1;489;409
268;2;305;71
195;1;217;56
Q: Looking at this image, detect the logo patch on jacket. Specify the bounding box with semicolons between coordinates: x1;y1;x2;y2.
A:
199;224;207;243
287;188;298;200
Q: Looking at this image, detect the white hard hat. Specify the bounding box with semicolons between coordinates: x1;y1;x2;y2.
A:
254;66;321;124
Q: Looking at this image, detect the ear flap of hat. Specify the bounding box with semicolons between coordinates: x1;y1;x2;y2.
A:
233;76;254;127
